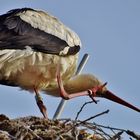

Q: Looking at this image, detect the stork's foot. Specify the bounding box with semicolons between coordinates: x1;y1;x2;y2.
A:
88;82;107;103
34;88;48;119
88;90;98;104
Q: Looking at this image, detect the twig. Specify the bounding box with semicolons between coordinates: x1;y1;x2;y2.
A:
75;101;94;121
92;122;126;132
94;127;112;139
126;130;140;140
109;131;124;140
0;130;16;139
76;109;109;126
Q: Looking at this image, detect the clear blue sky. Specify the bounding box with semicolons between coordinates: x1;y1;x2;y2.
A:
0;0;140;137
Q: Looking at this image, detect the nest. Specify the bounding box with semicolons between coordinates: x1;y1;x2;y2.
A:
0;113;140;140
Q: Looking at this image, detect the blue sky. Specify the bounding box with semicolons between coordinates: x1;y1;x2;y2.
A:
0;0;140;136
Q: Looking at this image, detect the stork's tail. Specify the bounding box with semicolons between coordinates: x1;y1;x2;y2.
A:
102;90;140;112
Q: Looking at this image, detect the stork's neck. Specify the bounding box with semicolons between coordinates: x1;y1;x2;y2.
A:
64;74;104;94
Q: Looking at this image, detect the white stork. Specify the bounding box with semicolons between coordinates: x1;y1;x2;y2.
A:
0;8;139;118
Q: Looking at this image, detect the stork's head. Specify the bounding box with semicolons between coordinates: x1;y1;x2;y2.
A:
64;74;140;113
87;75;140;113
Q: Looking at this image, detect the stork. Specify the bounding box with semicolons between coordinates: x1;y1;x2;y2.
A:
0;8;139;119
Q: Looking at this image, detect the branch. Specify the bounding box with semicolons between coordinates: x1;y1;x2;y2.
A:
92;122;126;132
126;130;140;140
76;109;109;126
109;131;124;140
75;101;94;121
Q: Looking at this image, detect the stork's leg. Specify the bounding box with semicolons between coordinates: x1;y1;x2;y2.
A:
34;88;48;119
57;72;106;102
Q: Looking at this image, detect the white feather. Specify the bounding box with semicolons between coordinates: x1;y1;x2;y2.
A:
0;46;78;90
18;10;82;47
0;50;15;62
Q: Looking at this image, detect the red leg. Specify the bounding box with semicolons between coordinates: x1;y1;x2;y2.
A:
57;73;90;99
34;88;48;119
57;72;107;103
57;71;107;102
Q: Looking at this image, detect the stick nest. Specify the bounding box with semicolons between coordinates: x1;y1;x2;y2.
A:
0;114;140;140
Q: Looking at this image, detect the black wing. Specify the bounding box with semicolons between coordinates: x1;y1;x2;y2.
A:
0;8;80;56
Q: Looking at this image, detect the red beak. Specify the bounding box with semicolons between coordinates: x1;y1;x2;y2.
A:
101;90;140;112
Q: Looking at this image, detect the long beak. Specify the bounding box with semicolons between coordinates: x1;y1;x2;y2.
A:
101;90;140;112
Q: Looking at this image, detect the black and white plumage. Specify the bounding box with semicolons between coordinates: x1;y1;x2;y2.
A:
0;8;81;90
0;8;140;118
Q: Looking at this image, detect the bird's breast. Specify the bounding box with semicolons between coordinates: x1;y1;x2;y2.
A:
0;50;78;91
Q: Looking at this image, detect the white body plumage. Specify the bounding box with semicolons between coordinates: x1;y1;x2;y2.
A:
0;49;78;91
0;8;81;94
